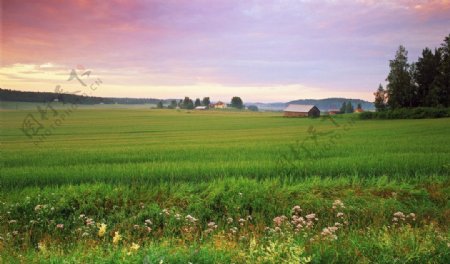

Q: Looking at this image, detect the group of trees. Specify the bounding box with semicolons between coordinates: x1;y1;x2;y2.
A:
375;34;450;111
339;101;362;113
340;101;354;113
159;97;210;109
160;96;245;110
230;96;244;109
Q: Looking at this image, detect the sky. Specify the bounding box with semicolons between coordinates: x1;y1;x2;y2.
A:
1;0;449;103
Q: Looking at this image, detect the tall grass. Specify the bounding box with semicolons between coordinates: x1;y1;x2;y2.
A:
1;109;449;188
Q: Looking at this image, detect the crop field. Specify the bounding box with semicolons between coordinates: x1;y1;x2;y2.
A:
0;108;449;263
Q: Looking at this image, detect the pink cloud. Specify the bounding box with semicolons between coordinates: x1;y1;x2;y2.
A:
1;0;449;101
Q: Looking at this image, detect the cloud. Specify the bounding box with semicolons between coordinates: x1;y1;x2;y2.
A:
1;0;449;101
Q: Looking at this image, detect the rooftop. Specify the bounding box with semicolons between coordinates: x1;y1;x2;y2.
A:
283;104;317;112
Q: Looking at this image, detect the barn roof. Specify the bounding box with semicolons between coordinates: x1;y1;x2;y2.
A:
283;104;317;113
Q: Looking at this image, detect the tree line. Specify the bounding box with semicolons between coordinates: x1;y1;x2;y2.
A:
0;88;165;105
374;34;450;111
339;101;362;113
158;96;246;110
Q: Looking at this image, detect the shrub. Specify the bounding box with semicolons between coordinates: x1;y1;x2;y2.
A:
359;108;450;120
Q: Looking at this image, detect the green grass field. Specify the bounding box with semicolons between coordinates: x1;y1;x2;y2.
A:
1;107;449;263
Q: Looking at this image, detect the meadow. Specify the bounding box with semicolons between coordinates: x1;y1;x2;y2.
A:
0;107;449;263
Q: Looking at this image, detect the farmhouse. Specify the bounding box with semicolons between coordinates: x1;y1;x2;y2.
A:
283;104;320;117
212;101;227;109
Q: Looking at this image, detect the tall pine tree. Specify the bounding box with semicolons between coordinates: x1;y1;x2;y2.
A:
435;34;450;107
414;48;441;106
386;45;412;109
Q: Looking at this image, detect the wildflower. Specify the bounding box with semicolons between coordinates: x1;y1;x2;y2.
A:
113;231;122;245
238;218;246;226
392;212;406;225
56;224;64;229
393;212;405;220
82;232;89;237
291;215;306;226
230;227;238;234
205;222;218;235
34;205;44;211
79;214;85;219
332;200;345;209
8;220;17;224
98;223;107;237
246;215;252;221
291;205;302;215
185;215;198;224
321;226;338;240
133;224;140;230
12;231;19;236
86;218;95;226
174;213;181;220
305;213;316;220
38;242;47;253
207;221;217;229
130;242;140;251
273;215;287;226
145;219;152;226
146;226;152;233
227;217;233;224
161;209;170;216
336;212;344;218
407;213;416;221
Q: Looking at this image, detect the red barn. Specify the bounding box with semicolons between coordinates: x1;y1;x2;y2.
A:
283;104;320;117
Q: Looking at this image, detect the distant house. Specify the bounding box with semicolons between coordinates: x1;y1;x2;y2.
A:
327;109;341;115
283;104;320;117
212;101;227;109
355;108;364;113
194;106;207;110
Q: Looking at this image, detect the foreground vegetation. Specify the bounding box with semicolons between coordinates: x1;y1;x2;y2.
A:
1;108;449;263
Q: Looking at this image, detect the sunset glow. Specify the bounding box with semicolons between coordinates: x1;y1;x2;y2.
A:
1;0;449;102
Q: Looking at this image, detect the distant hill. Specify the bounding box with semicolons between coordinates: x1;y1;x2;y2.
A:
0;88;176;105
248;98;374;111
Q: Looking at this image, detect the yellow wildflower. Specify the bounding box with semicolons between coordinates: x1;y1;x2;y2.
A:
130;242;140;251
98;223;107;237
113;231;122;245
38;242;47;254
